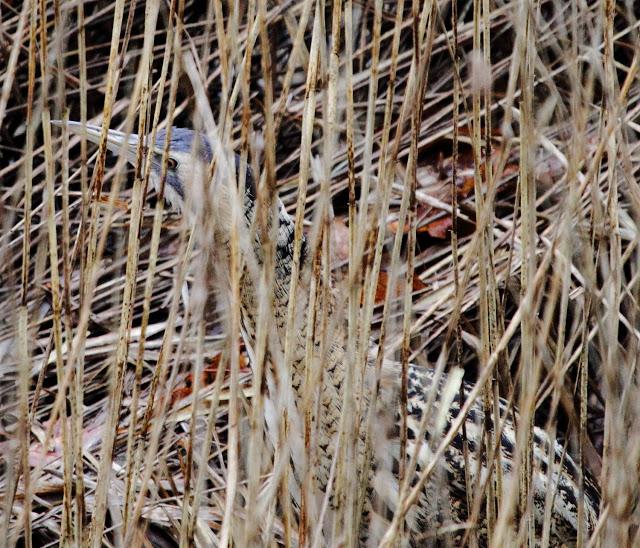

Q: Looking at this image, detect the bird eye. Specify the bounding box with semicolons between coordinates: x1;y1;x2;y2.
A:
167;157;178;170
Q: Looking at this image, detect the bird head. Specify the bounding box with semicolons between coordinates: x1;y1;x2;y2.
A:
52;121;253;226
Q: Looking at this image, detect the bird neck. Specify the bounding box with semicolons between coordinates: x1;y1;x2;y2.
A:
232;186;354;498
227;180;350;399
234;189;311;353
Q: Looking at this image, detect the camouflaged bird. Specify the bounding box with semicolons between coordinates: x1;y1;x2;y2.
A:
59;122;601;546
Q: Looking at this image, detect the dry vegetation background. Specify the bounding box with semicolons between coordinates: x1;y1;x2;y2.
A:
1;0;640;546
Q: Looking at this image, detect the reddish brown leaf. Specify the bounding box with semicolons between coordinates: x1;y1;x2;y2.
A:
421;216;453;239
373;271;428;303
170;347;248;405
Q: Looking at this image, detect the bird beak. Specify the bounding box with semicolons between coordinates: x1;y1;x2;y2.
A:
50;120;140;164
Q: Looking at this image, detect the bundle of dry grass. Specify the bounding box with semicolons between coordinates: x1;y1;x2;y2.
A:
1;0;639;545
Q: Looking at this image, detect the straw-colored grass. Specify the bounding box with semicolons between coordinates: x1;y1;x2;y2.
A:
1;0;639;545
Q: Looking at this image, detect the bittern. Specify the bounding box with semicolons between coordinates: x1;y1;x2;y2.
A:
55;120;600;546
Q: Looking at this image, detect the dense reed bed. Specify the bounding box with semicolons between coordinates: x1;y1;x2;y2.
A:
1;0;639;545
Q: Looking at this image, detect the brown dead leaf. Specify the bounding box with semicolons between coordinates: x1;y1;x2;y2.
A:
170;348;249;405
373;270;428;303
